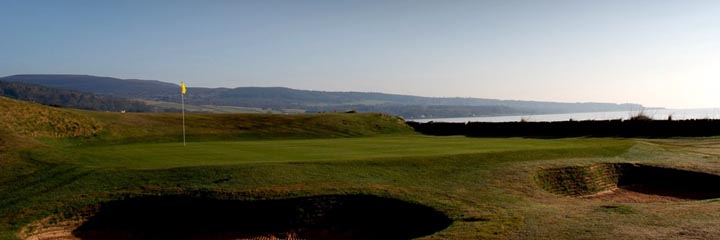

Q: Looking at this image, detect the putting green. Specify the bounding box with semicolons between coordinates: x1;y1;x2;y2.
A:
61;136;628;169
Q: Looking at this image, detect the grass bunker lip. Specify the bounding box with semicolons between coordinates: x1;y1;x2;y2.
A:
22;194;452;240
536;163;720;202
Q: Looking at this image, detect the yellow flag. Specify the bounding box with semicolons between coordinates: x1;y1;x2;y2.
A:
181;81;187;94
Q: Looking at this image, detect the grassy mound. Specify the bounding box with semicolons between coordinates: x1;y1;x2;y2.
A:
0;97;101;138
0;97;99;185
87;111;412;143
0;96;412;144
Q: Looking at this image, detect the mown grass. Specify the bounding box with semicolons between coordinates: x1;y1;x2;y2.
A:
50;136;627;169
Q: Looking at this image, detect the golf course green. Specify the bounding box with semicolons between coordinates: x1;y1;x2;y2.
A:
3;96;720;239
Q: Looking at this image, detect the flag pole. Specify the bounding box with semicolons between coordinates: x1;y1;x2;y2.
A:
181;82;186;146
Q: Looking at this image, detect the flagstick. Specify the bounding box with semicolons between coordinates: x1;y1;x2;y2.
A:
182;90;186;146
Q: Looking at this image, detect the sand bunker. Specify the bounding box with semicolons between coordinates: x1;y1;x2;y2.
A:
537;163;720;203
22;194;451;240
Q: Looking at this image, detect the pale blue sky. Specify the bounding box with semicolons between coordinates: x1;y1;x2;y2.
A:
1;1;719;108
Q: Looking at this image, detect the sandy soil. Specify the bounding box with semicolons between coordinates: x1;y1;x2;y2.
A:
580;188;688;203
19;218;82;240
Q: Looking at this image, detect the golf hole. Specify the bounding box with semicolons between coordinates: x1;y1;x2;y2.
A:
537;163;720;202
23;194;452;240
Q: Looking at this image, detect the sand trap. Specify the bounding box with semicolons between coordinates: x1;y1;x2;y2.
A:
537;163;720;202
21;194;452;240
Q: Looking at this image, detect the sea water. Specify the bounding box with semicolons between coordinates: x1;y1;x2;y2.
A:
410;108;720;123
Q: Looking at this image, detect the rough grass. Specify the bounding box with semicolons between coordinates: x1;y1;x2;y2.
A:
0;96;412;144
0;97;101;138
82;110;411;144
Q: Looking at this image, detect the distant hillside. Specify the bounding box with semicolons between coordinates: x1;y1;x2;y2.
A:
1;74;645;118
2;74;179;100
0;80;160;112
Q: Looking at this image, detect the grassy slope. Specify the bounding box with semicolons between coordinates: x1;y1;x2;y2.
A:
0;97;101;138
82;110;410;144
7;96;720;239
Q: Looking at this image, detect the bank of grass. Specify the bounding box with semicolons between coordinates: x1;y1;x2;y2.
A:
0;97;101;138
81;110;412;144
0;96;412;145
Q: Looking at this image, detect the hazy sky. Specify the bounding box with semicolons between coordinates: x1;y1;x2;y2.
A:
1;1;719;108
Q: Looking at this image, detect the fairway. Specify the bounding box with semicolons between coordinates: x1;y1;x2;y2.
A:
5;2;719;238
5;100;720;240
65;136;628;169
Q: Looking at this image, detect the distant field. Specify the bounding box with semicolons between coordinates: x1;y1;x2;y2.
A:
59;136;628;169
141;99;304;114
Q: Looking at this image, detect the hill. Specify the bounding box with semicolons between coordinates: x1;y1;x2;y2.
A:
1;74;178;101
0;80;161;112
1;74;645;118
